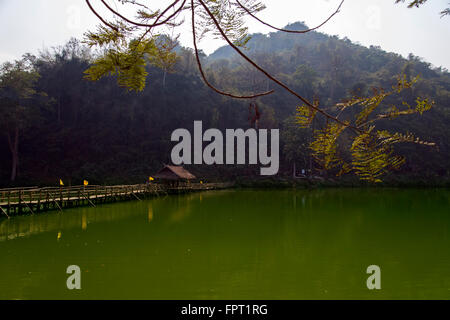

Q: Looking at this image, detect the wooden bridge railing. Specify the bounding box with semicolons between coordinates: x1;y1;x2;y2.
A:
0;182;233;218
0;184;159;216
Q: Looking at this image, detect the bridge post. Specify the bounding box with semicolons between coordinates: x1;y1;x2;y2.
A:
59;187;63;209
37;190;41;212
45;191;49;211
18;190;22;215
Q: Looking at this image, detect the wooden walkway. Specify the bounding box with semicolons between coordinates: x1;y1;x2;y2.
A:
0;182;233;219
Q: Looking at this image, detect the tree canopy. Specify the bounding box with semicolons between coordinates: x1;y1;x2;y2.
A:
0;57;50;181
80;0;443;182
395;0;450;17
1;2;447;186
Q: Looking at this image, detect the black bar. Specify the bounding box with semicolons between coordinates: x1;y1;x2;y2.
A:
0;300;447;318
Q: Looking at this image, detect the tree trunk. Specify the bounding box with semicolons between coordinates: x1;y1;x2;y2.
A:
309;117;315;176
162;70;167;88
7;126;20;182
57;98;61;125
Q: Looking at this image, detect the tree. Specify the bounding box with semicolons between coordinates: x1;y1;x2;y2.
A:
281;115;310;177
395;0;450;17
83;0;436;182
299;76;435;182
0;57;46;181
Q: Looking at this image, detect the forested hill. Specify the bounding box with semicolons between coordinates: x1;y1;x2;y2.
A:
208;21;450;106
0;22;449;187
205;21;450;181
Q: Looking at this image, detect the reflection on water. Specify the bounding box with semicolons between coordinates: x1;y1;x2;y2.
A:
0;188;449;299
148;205;153;223
0;192;209;242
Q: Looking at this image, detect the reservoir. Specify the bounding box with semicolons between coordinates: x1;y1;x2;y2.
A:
0;188;449;299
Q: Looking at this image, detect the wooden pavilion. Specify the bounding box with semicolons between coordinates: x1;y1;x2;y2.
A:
153;165;196;186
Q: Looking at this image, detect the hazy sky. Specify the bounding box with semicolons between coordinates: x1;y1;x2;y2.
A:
0;0;449;69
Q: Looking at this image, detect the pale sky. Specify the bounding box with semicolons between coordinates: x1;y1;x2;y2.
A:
0;0;449;69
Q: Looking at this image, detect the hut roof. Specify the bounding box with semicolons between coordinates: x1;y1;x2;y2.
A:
154;165;196;180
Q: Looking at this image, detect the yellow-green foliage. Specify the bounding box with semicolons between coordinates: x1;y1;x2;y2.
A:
84;25;126;47
84;39;156;92
355;91;387;126
83;23;178;91
351;128;405;183
296;104;317;128
377;130;435;146
297;74;435;183
405;97;433;115
310;122;347;170
83;0;265;91
196;0;265;47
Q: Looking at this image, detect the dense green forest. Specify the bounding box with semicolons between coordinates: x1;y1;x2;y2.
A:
1;22;449;187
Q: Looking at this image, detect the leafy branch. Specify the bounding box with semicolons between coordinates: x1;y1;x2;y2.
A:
297;75;436;182
395;0;450;17
83;0;438;182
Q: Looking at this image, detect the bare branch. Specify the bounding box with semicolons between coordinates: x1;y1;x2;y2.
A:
154;0;184;23
196;0;361;132
99;0;187;28
235;0;344;34
191;0;274;99
137;0;185;43
85;0;118;31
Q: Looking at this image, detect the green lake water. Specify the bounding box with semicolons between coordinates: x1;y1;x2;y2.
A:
0;188;449;300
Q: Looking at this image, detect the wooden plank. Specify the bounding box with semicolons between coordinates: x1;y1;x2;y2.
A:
24;201;35;215
18;190;22;215
131;188;142;201
0;205;9;219
81;191;96;207
0;186;38;192
53;198;63;211
7;191;10;216
49;191;62;212
37;190;41;212
0;182;234;219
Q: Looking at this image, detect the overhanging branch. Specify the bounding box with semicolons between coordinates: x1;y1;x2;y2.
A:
99;0;187;28
191;0;274;99
197;0;361;132
85;0;118;31
235;0;344;34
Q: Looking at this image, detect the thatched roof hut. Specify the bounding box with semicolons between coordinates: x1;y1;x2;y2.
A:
153;165;196;181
